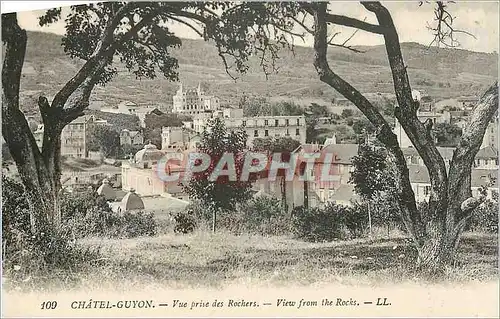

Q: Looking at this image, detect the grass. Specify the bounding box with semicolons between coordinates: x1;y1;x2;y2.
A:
7;229;496;293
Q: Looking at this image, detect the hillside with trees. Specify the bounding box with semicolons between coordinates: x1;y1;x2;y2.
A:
18;30;497;115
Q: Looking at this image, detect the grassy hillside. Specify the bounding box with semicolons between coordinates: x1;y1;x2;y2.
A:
19;31;498;116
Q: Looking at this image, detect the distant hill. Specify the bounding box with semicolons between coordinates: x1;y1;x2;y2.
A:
18;31;498;116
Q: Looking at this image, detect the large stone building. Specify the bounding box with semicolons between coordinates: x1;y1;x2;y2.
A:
190;113;307;147
40;114;108;158
172;83;220;115
101;101;160;127
121;143;189;199
161;126;201;151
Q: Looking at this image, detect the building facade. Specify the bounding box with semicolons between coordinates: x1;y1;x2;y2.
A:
191;114;307;147
120;129;144;146
60;115;108;158
481;117;498;149
161;126;201;151
172;83;220;115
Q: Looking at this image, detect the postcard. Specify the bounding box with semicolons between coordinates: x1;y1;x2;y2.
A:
1;1;498;317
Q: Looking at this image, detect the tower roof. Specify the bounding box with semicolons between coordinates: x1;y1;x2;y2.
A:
96;178;116;201
120;188;144;212
134;142;164;163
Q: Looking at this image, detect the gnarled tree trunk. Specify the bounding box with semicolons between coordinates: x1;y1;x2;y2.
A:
2;14;62;231
308;2;499;271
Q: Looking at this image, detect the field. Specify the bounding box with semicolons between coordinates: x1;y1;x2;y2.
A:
2;227;498;317
7;229;495;293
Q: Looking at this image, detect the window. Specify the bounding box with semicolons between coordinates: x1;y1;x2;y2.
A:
275;119;279;127
265;130;269;137
296;118;300;125
286;129;289;136
296;128;300;136
286;119;289;126
264;119;269;126
254;130;258;137
423;186;431;196
242;120;246;127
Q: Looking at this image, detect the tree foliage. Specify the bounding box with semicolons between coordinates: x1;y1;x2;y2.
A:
182;117;254;230
252;136;301;154
432;122;462;147
87;125;120;157
241;96;303;117
349;143;395;200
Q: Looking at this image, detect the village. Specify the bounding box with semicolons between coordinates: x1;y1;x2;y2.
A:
5;83;496;219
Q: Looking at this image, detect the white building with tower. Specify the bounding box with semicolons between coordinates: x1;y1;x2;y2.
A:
172;83;220;115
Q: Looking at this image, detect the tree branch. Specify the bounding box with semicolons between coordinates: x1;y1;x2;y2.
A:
311;3;425;245
447;82;498;222
165;15;204;37
2;13;26;108
361;1;448;212
300;3;387;34
50;3;154;111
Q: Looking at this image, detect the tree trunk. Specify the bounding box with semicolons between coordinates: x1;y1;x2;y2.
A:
416;220;461;271
303;180;309;210
281;176;288;214
2;107;63;231
211;208;217;233
2;14;63;232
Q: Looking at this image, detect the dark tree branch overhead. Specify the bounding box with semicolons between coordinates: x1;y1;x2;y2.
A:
300;2;387;34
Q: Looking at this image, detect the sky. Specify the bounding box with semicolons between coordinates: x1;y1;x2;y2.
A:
4;1;500;53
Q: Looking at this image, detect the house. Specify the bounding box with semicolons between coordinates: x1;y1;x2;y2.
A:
475;146;498;169
456;96;478;110
120;142;192;199
120;129;144;146
101;101;159;127
402;146;455;167
161;126;201;151
408;164;498;202
481;117;498;149
328;184;360;206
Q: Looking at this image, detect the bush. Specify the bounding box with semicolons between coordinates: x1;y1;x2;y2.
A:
2;176;102;289
468;199;498;233
343;202;370;237
110;211;157;238
60;189;157;238
292;204;348;242
235;196;291;236
173;210;197;234
341;108;354;118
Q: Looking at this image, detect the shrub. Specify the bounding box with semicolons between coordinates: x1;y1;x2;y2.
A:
60;189;157;238
344;202;370;237
292;204;351;242
173;210;197;234
2;176;102;290
236;196;291;236
341;108;354;118
468;199;498;233
109;211;157;238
